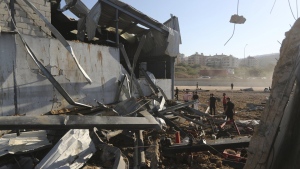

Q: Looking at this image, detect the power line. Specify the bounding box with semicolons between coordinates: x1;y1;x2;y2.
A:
270;0;277;14
224;24;236;46
288;0;297;20
224;0;240;46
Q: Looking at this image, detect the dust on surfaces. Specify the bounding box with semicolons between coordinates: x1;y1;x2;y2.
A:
87;44;91;53
97;51;103;65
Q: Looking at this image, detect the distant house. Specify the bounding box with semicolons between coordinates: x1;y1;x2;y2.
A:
206;54;238;68
187;52;206;66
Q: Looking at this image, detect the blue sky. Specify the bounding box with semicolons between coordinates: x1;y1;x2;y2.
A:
65;0;297;58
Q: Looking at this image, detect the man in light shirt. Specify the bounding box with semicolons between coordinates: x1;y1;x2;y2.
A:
183;90;192;102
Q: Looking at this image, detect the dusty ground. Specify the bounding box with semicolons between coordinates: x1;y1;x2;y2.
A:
176;86;270;120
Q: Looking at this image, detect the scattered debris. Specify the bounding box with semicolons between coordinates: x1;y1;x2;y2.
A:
240;87;254;91
0;0;259;168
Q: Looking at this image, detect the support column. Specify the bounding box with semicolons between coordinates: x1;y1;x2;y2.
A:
170;57;175;99
115;9;119;47
9;0;15;30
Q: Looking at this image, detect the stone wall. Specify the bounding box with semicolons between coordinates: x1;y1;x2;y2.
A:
0;0;51;37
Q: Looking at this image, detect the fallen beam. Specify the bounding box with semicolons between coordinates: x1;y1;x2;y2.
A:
0;115;161;130
161;137;250;156
158;100;196;115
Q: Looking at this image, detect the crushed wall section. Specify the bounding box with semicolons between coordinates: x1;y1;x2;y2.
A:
0;34;121;116
0;0;51;37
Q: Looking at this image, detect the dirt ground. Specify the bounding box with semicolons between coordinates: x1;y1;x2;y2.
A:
176;86;270;120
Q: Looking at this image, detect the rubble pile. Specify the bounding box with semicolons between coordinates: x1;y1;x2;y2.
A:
0;0;266;168
0;89;254;169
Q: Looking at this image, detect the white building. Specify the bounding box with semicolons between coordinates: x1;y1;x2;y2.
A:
175;53;185;65
221;55;239;68
187;52;206;66
240;56;259;67
206;54;238;68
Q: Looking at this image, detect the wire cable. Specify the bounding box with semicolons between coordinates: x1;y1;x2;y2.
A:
297;0;299;18
237;0;239;14
288;0;297;20
224;0;239;46
224;24;236;46
270;0;277;14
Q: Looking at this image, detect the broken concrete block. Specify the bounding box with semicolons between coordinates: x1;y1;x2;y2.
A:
35;129;96;169
229;14;246;24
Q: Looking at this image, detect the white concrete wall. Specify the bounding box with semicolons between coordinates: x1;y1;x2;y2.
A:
1;34;121;115
157;79;172;98
0;33;173;116
0;0;51;37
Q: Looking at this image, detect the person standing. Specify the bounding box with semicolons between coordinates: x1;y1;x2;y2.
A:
174;87;179;100
209;93;217;115
231;83;234;90
196;82;199;89
224;97;235;121
222;93;227;111
192;92;199;110
183;91;191;102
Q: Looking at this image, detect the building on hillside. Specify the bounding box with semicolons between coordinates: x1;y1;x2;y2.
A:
206;54;238;68
240;56;259;67
221;55;239;68
175;53;185;65
187;52;206;66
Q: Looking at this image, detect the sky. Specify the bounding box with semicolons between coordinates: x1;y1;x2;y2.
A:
64;0;297;58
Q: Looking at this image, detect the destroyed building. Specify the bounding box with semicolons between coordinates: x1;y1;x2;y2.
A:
0;0;181;115
0;0;182;168
1;0;299;169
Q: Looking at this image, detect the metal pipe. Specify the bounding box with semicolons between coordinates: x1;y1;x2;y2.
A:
115;9;119;46
13;61;20;136
9;0;15;30
0;115;161;130
244;44;248;65
170;57;175;100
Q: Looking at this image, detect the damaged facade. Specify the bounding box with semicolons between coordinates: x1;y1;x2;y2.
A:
1;0;297;169
0;0;181;115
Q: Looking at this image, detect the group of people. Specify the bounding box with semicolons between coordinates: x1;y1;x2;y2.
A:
209;93;235;121
174;87;235;120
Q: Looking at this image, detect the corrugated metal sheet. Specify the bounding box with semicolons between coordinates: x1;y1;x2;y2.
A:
36;129;96;169
0;130;51;157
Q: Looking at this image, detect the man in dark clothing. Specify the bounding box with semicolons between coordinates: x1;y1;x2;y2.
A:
222;93;227;111
225;97;235;121
192;92;199;110
209;93;217;115
174;87;179;100
231;83;234;90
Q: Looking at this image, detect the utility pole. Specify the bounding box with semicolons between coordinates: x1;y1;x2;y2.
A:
244;44;248;66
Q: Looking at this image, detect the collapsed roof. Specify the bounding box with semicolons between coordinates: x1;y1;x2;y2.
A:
51;0;181;60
